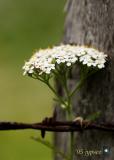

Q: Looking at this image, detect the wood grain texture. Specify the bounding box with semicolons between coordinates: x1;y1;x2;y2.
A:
54;0;114;159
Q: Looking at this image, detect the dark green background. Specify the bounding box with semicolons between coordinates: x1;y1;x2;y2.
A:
0;0;65;159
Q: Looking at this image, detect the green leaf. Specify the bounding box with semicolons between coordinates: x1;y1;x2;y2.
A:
86;111;101;121
31;136;70;160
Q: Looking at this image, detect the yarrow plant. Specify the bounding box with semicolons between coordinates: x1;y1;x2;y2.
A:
23;44;107;160
23;44;107;113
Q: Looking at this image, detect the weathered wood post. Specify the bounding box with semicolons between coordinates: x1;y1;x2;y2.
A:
54;0;114;159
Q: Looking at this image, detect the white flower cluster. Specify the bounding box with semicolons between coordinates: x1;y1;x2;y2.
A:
23;44;107;75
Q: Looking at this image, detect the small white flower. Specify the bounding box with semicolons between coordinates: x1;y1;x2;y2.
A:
56;59;61;64
98;64;105;68
67;62;71;66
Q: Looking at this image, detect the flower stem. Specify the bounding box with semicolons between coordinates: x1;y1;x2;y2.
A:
66;104;74;160
70;131;74;160
46;81;67;107
70;77;86;98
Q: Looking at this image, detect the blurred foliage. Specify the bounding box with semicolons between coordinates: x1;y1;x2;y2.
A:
0;0;65;159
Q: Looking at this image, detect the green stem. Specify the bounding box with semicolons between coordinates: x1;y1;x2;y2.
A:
66;99;74;160
66;105;74;160
70;132;74;160
70;67;99;98
31;137;70;160
61;70;74;160
67;68;99;160
32;73;67;108
70;77;86;98
46;81;67;107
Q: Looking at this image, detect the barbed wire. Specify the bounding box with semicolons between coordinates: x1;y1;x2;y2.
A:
0;117;114;136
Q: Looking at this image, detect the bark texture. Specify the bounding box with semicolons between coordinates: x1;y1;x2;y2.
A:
54;0;114;160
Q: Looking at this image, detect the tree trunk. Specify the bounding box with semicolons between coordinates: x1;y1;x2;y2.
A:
54;0;114;160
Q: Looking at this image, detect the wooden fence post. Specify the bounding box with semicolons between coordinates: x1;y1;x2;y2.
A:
54;0;114;159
